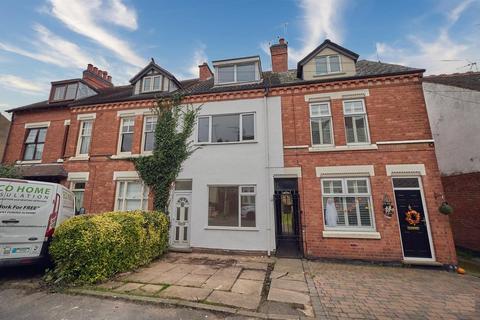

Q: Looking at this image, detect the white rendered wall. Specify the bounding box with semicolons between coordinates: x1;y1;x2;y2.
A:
423;82;480;176
174;96;283;252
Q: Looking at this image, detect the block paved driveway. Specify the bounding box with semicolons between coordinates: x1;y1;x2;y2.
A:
308;260;480;319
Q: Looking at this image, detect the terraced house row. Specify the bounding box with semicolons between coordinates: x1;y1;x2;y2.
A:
2;38;457;265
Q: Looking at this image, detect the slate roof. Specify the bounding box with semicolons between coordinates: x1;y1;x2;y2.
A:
423;72;480;92
8;60;423;112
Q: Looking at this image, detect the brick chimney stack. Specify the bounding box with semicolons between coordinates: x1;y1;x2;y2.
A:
198;62;213;80
82;64;113;89
270;38;288;73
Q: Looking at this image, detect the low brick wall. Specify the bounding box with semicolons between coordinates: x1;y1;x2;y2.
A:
442;172;480;252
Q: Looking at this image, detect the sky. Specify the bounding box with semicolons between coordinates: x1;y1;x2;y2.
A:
0;0;479;118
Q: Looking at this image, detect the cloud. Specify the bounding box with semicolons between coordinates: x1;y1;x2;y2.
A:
260;0;346;65
186;44;208;79
0;74;46;95
372;0;479;74
48;0;144;68
0;24;99;69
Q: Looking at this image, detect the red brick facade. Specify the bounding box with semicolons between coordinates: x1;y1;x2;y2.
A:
442;173;480;252
272;75;457;264
2;53;457;264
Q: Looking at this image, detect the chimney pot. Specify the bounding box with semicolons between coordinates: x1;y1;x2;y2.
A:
279;38;285;45
107;75;112;82
87;63;93;71
93;67;98;74
82;64;113;88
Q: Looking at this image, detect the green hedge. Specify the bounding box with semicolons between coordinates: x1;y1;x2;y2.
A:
47;210;169;285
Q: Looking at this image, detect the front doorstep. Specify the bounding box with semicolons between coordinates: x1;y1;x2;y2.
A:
169;246;193;253
402;258;443;267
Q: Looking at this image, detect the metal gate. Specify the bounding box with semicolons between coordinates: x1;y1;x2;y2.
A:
273;190;302;257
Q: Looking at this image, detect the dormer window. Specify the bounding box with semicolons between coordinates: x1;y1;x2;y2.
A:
142;75;162;92
316;55;341;75
51;81;96;102
213;56;261;86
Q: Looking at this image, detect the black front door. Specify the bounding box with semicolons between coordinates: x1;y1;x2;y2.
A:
394;189;432;259
274;178;302;258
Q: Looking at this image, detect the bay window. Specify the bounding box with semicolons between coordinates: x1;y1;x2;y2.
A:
343;99;370;144
115;180;149;211
208;185;256;227
310;102;333;146
197;113;255;143
322;178;374;230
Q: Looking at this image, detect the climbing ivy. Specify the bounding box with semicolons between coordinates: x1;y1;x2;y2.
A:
132;94;199;212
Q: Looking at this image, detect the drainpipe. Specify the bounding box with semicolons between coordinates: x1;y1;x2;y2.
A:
263;86;271;256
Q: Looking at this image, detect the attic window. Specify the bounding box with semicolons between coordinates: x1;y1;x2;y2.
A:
142;75;162;92
217;63;257;84
52;83;78;101
315;55;341;75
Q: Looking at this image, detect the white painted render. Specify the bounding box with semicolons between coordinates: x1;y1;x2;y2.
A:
423;82;480;175
172;96;283;252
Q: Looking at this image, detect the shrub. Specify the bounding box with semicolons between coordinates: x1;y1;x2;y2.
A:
47;210;169;286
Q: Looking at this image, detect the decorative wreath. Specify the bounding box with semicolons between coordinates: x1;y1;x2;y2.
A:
405;209;421;226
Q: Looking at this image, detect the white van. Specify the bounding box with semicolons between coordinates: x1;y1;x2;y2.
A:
0;178;75;266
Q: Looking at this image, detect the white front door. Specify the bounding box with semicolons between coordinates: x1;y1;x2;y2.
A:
171;192;191;248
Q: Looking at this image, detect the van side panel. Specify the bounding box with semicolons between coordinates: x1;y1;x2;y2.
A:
0;179;55;261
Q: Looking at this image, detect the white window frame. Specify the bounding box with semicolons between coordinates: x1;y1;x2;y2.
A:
141;115;157;154
207;184;257;229
76;120;93;156
142;75;162;93
70;180;86;213
321;177;376;232
114;180;149;211
309;102;334;147
196;112;256;144
315;55;342;75
215;62;258;85
117;117;135;155
343;99;371;145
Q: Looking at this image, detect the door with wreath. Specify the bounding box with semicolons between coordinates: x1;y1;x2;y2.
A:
393;178;433;259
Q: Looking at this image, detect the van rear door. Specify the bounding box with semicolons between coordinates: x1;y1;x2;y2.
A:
0;179;55;260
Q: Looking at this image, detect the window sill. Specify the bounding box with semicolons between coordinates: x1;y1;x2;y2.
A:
204;226;259;232
69;156;89;161
195;140;258;146
322;230;381;239
110;154;141;159
313;72;346;78
16;160;41;165
309;144;378;152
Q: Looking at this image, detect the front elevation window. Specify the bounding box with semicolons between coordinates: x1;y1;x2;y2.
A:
343;100;370;144
142;75;162;92
322;178;374;230
142;116;157;152
315;55;341;75
208;185;256;227
217;63;256;84
71;181;86;213
197;113;255;143
115;180;149;211
310;102;333;145
77;120;92;156
23;127;47;160
119;117;135;153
